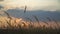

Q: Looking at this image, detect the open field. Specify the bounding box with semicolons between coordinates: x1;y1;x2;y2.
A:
0;10;60;34
0;0;60;34
0;16;60;34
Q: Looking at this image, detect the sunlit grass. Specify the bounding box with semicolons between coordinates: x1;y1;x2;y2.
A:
0;16;60;29
0;10;60;34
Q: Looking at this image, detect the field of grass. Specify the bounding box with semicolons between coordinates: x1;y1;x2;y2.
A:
0;10;60;34
0;16;60;34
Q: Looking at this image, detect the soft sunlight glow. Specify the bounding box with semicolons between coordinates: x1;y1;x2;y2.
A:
0;0;59;10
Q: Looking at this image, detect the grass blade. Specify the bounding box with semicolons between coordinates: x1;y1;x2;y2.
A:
33;15;39;23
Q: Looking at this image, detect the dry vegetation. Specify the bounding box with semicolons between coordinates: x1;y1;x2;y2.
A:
0;16;60;29
0;10;60;34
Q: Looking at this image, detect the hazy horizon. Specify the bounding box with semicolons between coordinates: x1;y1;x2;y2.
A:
0;0;60;11
0;0;60;22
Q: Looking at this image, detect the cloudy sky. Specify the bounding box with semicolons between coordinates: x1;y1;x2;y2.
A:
0;0;60;11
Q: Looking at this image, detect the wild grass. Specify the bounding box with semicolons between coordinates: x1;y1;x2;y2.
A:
0;10;60;34
33;15;39;23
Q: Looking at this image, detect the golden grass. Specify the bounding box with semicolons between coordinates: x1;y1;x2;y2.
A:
0;10;60;30
0;16;60;29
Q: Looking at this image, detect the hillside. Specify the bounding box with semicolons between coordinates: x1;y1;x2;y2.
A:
6;8;60;22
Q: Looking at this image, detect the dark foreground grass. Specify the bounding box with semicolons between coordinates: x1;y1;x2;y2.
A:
0;28;60;34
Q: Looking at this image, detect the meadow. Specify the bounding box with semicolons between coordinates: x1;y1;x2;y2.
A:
0;10;60;34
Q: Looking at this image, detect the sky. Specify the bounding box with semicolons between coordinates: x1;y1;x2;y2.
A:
0;0;60;11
